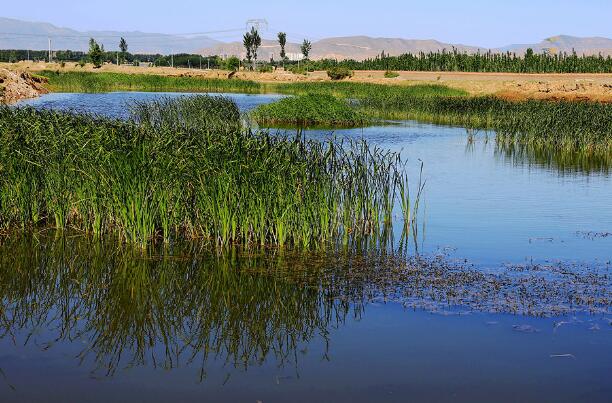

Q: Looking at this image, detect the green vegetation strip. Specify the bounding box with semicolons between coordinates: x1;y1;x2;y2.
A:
0;95;420;247
251;94;367;127
39;70;262;93
35;71;612;151
275;82;612;152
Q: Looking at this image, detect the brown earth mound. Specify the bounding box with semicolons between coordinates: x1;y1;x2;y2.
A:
0;68;48;103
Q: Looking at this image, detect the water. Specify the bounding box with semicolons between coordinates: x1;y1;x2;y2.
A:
5;92;611;402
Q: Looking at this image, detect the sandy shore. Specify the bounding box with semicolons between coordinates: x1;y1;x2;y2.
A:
3;61;612;102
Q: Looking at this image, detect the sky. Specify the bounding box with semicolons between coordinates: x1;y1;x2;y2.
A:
2;0;611;47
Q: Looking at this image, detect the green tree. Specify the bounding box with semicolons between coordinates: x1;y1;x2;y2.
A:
301;39;312;60
88;38;103;68
250;28;261;69
243;31;253;66
243;27;261;70
225;56;240;71
278;32;287;61
119;37;128;63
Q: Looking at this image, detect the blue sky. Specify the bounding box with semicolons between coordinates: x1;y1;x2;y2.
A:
3;0;611;47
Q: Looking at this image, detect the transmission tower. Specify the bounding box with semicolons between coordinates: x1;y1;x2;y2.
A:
245;19;269;32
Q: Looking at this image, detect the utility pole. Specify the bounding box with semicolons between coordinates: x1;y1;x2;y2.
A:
48;38;52;63
171;52;174;68
200;55;202;69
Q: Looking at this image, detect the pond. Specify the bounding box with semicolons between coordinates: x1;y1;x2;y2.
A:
4;92;610;402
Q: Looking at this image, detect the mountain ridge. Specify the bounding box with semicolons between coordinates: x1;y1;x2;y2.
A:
1;18;611;60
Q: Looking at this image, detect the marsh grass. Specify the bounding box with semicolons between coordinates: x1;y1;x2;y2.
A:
0;95;420;247
275;82;612;152
39;70;262;94
251;93;367;127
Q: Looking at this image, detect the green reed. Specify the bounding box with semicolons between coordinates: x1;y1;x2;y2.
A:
275;82;612;152
38;70;262;94
251;93;367;127
0;95;418;247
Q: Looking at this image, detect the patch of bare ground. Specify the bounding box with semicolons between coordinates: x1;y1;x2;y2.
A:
0;67;48;103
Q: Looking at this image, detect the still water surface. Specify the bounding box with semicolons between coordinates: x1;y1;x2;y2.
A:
5;92;610;402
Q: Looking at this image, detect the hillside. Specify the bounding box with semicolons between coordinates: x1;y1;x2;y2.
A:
1;18;611;60
0;17;219;54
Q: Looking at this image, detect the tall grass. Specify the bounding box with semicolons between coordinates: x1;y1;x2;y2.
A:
38;70;262;93
251;93;367;127
0;95;420;247
275;82;612;152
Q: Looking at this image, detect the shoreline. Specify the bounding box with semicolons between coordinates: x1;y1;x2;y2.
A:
2;61;612;103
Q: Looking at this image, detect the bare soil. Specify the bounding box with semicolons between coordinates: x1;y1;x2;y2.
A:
0;67;48;103
3;61;612;102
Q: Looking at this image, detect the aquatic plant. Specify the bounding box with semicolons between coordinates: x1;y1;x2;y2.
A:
0;95;417;247
251;93;367;127
275;82;612;152
38;70;262;93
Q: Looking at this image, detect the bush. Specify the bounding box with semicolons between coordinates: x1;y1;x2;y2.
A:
327;67;353;80
224;56;240;71
384;71;399;78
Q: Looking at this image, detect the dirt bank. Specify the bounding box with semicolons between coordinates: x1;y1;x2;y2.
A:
3;61;612;102
0;68;48;103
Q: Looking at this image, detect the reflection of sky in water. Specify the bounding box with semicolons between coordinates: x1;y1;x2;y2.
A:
17;93;612;266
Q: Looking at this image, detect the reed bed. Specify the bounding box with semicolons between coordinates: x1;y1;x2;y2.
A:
39;70;262;93
0;95;420;247
276;82;612;152
251;93;367;127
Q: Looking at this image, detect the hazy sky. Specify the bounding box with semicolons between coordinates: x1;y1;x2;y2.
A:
2;0;611;47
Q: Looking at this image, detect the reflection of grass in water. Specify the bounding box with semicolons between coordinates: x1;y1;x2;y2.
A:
0;234;609;380
0;235;371;377
494;139;612;175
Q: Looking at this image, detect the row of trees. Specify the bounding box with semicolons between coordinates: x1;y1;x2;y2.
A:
241;29;312;69
307;47;612;73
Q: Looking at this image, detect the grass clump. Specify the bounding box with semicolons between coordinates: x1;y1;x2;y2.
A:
327;67;353;80
251;93;367;127
0;95;416;248
384;71;400;78
38;70;262;93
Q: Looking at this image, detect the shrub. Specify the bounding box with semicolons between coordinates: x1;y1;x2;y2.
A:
327;67;353;80
384;71;399;78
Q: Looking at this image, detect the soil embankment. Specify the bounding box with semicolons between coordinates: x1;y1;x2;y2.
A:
0;67;48;103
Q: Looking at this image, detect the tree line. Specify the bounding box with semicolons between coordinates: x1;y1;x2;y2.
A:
307;48;612;73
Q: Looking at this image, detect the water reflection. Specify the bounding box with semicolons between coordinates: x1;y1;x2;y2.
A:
495;140;611;175
0;235;399;378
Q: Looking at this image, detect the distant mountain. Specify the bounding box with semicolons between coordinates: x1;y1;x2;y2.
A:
2;18;611;59
0;17;220;54
501;35;612;57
